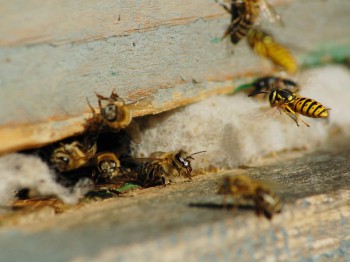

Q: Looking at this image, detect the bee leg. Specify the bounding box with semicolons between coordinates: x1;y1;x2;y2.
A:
161;175;167;186
110;89;120;100
95;93;110;105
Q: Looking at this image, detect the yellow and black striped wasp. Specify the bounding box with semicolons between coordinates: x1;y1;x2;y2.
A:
249;88;330;127
219;0;283;44
247;28;298;74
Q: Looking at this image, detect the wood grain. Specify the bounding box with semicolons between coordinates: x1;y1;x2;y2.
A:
0;0;226;47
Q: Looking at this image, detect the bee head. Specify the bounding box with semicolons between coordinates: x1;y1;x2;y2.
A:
102;103;117;121
51;151;71;172
174;150;192;177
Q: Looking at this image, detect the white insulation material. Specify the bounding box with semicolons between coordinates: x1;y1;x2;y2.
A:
132;65;350;168
0;153;88;206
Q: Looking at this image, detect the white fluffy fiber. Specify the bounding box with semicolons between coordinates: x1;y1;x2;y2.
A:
0;153;88;206
132;65;350;168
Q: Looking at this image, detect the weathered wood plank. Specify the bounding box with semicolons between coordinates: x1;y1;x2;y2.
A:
0;0;227;47
0;139;349;261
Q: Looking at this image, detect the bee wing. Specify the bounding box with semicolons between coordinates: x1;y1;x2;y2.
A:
124;120;142;144
260;0;284;26
126;96;154;111
122;157;163;163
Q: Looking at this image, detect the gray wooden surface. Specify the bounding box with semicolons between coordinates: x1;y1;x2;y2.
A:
0;0;350;154
0;138;349;261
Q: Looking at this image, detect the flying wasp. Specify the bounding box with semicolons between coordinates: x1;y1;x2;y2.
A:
136;150;205;187
247;28;298;74
50;138;97;172
249;88;330;127
220;0;283;44
217;175;283;219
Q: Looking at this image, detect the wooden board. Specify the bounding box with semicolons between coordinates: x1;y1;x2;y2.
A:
0;138;349;261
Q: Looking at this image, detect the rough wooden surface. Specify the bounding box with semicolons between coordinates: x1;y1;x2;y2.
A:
0;0;350;154
0;138;349;261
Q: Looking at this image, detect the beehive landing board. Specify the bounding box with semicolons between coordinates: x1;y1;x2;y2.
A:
1;0;350;154
0;137;349;261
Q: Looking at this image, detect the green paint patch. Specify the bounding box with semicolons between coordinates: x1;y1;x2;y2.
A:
227;82;254;96
110;71;118;76
211;37;221;44
115;182;140;193
302;43;350;68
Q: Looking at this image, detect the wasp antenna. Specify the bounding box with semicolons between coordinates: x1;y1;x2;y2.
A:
248;91;270;97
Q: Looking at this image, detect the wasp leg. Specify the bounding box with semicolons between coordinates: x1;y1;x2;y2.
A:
219;3;231;14
283;104;310;127
221;16;242;40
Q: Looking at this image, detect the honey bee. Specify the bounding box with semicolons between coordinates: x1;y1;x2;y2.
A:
220;0;282;44
50;138;97;172
247;28;298;74
87;90;151;144
137;150;205;187
249;88;330;127
217;175;283;219
92;152;123;181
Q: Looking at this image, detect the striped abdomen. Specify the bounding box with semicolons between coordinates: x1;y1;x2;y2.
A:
227;0;261;44
247;28;298;74
290;96;329;118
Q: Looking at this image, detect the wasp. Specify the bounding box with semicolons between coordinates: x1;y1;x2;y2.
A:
136;150;205;187
220;0;283;44
217;175;283;219
247;28;298;74
50;138;97;172
92;152;123;181
249;88;330;127
87;90;152;143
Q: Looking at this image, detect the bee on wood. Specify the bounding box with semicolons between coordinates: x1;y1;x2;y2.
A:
218;175;283;219
50;138;97;172
92;152;123;181
220;0;283;44
87;90;152;144
249;88;330;127
136;150;205;187
247;28;298;74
